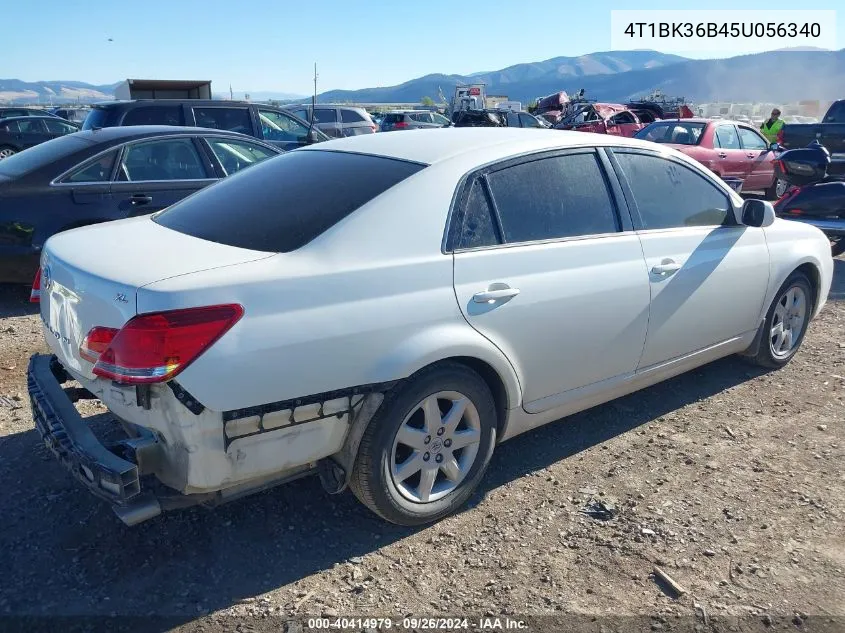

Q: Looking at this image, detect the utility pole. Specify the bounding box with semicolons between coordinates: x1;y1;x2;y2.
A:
313;62;318;109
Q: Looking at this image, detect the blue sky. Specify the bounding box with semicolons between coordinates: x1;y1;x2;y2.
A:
3;0;841;96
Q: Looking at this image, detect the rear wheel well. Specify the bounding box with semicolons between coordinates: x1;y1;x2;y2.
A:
794;263;821;312
440;356;510;442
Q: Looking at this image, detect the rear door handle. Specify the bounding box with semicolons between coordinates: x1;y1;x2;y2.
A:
651;260;682;275
473;288;520;303
746;153;756;158
718;152;727;158
130;194;153;206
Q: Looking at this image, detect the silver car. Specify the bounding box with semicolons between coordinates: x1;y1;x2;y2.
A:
284;104;377;138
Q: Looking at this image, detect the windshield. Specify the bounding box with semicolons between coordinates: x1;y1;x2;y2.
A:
0;134;91;177
635;121;706;145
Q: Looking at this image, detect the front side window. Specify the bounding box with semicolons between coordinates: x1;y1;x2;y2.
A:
63;149;119;183
486;152;619;244
738;126;768;150
432;113;450;125
206;138;277;176
291;108;310;121
154;150;425;253
192;107;252;135
0;121;19;133
410;113;433;123
118;138;207;181
614;152;731;229
714;125;740;149
823;102;845;123
123;105;184;127
609;111;636;125
258;109;308;142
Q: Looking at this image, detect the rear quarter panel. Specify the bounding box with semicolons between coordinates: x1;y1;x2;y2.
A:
137;161;524;414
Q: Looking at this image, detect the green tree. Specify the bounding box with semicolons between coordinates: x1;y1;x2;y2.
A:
421;96;435;107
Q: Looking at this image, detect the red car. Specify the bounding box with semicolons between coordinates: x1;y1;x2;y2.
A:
555;103;646;137
634;118;785;198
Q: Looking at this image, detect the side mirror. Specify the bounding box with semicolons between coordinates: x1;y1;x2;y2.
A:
741;199;775;228
769;142;783;152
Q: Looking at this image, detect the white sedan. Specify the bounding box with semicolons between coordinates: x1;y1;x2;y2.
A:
29;128;833;526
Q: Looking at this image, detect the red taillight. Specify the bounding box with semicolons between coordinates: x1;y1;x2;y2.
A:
80;327;118;363
30;267;41;303
90;304;244;384
394;121;409;129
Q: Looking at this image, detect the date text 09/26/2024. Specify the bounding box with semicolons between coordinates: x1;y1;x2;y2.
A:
306;617;528;630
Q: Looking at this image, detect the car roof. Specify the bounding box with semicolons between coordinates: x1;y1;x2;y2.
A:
91;100;282;109
70;125;265;143
0;116;77;123
301;127;662;166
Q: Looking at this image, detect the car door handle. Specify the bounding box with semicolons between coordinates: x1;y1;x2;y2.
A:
130;194;153;206
651;260;682;275
718;152;727;158
746;153;757;158
472;288;520;303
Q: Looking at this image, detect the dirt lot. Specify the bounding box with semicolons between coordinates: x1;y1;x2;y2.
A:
0;261;843;633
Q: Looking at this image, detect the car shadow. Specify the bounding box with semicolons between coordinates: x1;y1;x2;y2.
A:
0;283;38;318
0;354;768;630
829;256;845;300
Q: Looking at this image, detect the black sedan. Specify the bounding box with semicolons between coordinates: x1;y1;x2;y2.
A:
0;116;80;159
0;126;282;283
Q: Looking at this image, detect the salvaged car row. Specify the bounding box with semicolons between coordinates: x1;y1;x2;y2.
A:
2;84;842;527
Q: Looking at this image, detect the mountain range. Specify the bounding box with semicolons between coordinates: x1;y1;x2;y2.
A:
3;48;843;106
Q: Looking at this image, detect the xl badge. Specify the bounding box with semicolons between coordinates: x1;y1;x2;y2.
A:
115;293;128;304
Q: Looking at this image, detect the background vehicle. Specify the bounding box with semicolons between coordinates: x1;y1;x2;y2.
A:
82;100;328;151
781;99;845;173
635;118;784;198
452;110;549;128
0;116;79;159
775;142;845;256
0;126;281;282
49;107;92;125
0;107;61;121
555;103;646;137
28;129;832;527
283;105;378;138
380;110;450;131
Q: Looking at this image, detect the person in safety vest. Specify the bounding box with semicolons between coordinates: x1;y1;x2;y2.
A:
760;108;784;144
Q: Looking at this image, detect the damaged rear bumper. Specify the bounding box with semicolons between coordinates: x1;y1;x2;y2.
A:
27;353;168;525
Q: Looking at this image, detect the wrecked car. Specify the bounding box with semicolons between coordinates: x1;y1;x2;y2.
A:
29;129;833;527
555;102;646;137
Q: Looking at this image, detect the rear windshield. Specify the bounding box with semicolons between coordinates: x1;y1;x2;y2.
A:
635;121;706;145
81;107;112;130
154;150;426;252
0;134;91;177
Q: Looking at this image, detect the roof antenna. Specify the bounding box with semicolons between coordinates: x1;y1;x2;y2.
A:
306;62;318;144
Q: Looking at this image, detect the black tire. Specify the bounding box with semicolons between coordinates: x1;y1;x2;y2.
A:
350;362;497;526
0;145;17;160
747;272;814;369
764;178;787;200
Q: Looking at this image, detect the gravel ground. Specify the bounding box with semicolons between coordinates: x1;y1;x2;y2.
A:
0;260;843;633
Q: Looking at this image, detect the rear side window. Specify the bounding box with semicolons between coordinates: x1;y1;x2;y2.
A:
154;150;426;252
341;109;366;123
64;149;118;183
614;152;730;229
714;125;740;149
313;109;337;123
192;107;252;135
117;138;208;181
81;107;111;130
384;114;401;123
123;105;185;127
485;152;619;244
823;101;845;123
458;180;499;249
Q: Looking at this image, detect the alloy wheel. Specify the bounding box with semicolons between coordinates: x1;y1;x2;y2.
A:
770;285;808;358
0;148;16;160
389;391;481;503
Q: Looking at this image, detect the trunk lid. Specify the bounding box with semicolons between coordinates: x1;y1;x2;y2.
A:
40;216;272;376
